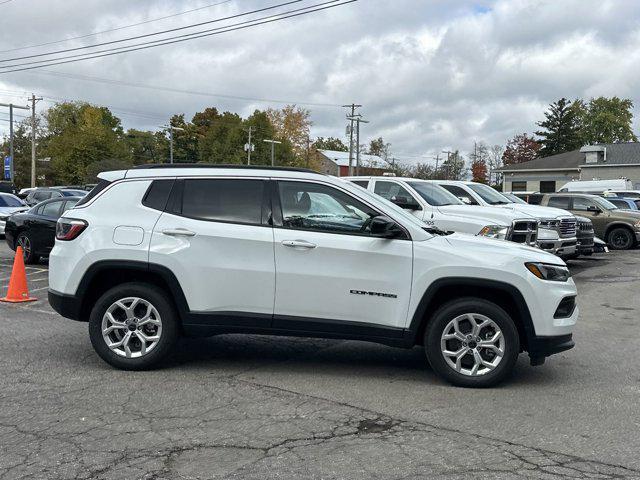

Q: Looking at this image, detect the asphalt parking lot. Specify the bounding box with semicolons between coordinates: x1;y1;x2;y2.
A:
1;241;639;479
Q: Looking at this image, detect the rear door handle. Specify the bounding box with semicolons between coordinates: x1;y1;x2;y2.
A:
162;228;196;237
282;240;316;249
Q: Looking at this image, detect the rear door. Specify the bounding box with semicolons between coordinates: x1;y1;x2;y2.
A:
149;178;275;326
271;179;413;330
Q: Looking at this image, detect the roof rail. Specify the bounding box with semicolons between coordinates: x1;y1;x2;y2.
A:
131;163;318;174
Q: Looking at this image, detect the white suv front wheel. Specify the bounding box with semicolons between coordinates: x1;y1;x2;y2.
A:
89;283;179;370
424;298;520;388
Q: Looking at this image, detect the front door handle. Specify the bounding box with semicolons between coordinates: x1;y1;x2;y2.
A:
282;240;317;249
162;228;196;237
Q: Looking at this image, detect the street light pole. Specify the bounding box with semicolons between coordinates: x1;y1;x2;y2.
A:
160;124;185;163
0;102;29;184
263;139;282;166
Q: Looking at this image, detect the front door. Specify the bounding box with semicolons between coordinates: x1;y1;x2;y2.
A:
149;178;275;325
272;180;413;330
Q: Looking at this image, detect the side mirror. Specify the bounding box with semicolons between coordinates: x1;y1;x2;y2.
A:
391;195;422;211
587;205;601;213
370;215;404;239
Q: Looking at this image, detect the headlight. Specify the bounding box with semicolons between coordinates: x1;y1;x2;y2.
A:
525;262;571;282
478;225;509;239
537;227;559;241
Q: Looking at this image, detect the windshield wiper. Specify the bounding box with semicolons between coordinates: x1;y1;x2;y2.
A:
423;225;452;236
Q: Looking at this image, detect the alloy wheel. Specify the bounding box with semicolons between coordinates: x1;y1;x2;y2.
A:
102;297;163;358
17;234;31;261
440;313;505;376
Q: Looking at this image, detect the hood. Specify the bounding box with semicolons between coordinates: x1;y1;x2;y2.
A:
496;203;573;220
424;232;564;265
439;204;528;225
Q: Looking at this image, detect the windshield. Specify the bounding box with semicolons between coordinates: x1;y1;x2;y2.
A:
407;182;463;206
593;196;618;210
0;194;25;207
504;193;527;204
468;184;511;205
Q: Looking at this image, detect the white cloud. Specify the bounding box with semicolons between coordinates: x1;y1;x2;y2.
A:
0;0;639;167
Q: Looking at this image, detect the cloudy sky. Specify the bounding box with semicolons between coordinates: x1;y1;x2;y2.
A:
1;0;639;166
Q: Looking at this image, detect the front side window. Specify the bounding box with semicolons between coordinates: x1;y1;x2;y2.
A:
278;181;378;235
467;183;510;205
547;196;571;209
373;181;416;204
34;191;52;201
180;179;265;225
440;184;479;205
407;182;462;206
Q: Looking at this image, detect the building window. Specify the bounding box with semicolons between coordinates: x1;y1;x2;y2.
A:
511;181;527;192
539;181;556;193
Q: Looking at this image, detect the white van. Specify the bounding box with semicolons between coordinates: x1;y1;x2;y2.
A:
558;179;633;193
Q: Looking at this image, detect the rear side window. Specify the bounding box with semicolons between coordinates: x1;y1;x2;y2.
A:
547;196;571;209
350;180;369;188
180;179;265;225
41;200;63;217
75;179;111;207
142;179;175;211
34;191;52;201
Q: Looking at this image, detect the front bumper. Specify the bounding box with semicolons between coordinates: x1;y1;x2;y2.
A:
537;237;577;257
48;289;83;321
528;334;574;365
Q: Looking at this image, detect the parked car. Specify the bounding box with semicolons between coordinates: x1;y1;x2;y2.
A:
606;197;638;210
512;192;544;205
48;165;578;388
434;181;578;258
0;181;18;195
572;216;595;258
24;187;87;206
4;196;81;263
540;193;640;250
0;193;29;236
605;190;640;199
502;193;528;204
345;176;539;246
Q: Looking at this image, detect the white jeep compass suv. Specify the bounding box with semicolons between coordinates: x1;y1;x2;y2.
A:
48;165;578;387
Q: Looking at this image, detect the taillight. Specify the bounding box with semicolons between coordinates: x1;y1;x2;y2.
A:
56;218;88;241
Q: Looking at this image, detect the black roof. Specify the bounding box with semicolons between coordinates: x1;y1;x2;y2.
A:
498;142;640;172
131;163;317;174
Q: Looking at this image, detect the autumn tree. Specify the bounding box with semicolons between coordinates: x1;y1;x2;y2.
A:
502;134;541;166
535;98;583;157
312;136;347;151
266;105;312;162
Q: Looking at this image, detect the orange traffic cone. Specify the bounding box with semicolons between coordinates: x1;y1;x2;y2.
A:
1;246;37;303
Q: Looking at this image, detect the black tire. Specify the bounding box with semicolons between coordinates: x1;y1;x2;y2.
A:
16;232;38;265
424;297;520;388
89;282;179;370
607;227;635;250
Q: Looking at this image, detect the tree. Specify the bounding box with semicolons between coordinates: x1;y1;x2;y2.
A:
578;97;638;144
312;136;347;151
266;105;312;162
367;137;391;162
535;98;583;157
125;129;164;165
441;150;466;180
410;162;436;180
468;142;489;183
502;134;541;165
488;144;504;186
43;102;131;184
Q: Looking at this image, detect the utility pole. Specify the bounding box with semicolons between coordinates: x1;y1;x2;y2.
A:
342;103;361;176
30;94;42;187
347;115;368;176
0;102;29;185
433;154;441;178
442;150;453;179
244;126;254;165
305;135;311;168
161;124;185;163
263;139;281;166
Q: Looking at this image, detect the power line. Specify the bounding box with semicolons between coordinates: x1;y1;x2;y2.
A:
0;0;16;5
32;71;345;108
0;0;235;54
0;0;356;73
0;0;304;63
